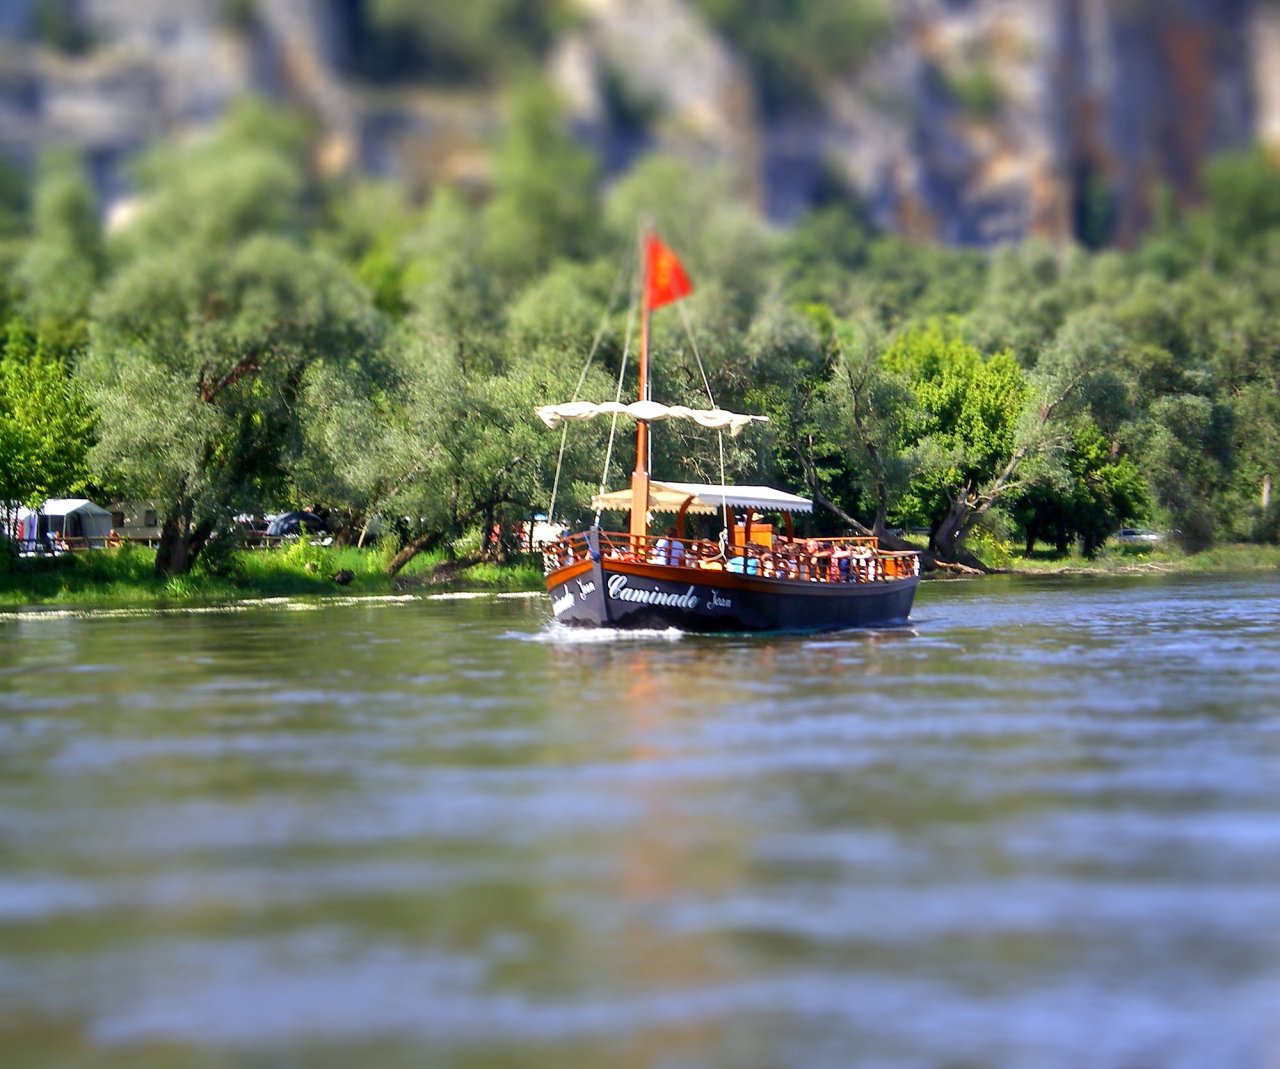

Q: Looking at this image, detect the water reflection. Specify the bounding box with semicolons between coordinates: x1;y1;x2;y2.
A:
1;576;1278;1067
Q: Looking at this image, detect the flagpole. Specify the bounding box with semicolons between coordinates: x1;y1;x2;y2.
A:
629;223;652;545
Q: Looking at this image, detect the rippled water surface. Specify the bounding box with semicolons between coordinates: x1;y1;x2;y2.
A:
2;575;1279;1068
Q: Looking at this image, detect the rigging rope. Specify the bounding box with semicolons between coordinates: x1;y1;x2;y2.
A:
593;267;640;527
676;299;732;534
546;258;629;526
546;237;734;535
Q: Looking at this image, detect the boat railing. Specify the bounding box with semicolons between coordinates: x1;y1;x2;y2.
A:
539;530;594;572
544;530;920;582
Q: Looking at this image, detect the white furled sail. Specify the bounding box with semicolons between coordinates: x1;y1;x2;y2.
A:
590;480;814;515
535;400;767;437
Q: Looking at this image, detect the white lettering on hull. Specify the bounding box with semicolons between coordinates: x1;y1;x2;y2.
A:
607;574;701;609
551;590;575;616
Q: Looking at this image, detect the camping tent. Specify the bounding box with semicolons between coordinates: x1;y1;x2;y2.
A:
16;498;114;550
266;510;326;537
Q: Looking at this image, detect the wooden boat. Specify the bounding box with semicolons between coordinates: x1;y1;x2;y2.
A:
537;233;920;633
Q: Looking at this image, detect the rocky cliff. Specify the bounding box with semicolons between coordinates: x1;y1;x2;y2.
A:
0;0;1274;248
557;0;1269;246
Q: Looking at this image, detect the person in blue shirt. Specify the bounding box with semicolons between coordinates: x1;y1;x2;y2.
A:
652;527;685;566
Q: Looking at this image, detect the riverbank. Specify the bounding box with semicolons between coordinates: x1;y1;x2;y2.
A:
1005;542;1280;577
0;542;545;609
2;541;1278;610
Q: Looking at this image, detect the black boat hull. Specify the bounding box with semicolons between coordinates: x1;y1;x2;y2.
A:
546;555;918;633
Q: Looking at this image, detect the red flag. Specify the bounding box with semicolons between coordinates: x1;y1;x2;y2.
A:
645;235;694;310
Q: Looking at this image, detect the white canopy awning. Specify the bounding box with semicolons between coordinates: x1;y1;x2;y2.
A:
36;498;113;519
591;480;813;515
15;498;114;541
536;400;767;437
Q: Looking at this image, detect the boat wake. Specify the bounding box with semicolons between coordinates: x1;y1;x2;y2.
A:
526;622;686;644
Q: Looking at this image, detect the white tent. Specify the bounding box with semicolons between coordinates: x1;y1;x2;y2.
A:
17;498;114;549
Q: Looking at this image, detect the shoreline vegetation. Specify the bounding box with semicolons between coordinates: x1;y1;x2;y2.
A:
4;103;1279;584
3;541;1277;611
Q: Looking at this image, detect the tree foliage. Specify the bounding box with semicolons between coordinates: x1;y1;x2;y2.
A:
3;94;1280;573
84;107;384;575
0;319;95;507
13;151;103;358
882;322;1027;551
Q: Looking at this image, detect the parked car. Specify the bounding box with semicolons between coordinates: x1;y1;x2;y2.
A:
1113;527;1161;545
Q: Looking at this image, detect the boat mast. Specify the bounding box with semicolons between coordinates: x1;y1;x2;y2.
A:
629;225;652;543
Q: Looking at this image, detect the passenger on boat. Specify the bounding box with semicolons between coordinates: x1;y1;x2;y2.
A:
651;528;685;566
804;538;830;581
829;544;851;582
777;540;800;579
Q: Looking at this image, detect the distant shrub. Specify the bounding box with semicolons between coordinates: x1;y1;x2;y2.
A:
193;530;244;580
964;511;1015;570
1251;501;1280;545
452;526;483;559
1173;506;1216;553
281;531;325;571
460;559;544;590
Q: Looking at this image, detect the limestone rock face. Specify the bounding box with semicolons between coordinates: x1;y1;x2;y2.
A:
558;0;1267;246
0;0;1272;247
550;0;758;194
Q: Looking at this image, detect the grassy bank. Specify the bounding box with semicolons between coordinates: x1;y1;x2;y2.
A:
2;539;1277;611
994;542;1280;576
0;541;546;609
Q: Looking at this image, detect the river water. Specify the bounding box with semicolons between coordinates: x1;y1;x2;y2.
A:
1;574;1278;1068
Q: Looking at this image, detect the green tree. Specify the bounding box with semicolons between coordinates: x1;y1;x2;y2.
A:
13;151;104;358
604;155;773;336
364;338;612;575
88;237;383;575
0;319;96;508
884;322;1028;559
480;80;600;289
1201;149;1280;262
714;297;831;512
777;204;871;309
317;178;416;320
964;240;1090;368
803;309;914;535
1137;394;1233;551
1012;423;1148;556
84;106;384;576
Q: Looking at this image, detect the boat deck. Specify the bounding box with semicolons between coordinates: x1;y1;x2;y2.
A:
543;530;920;585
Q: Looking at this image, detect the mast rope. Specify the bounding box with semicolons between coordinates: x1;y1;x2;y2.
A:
594;265;641;527
676;299;732;535
547;257;630;526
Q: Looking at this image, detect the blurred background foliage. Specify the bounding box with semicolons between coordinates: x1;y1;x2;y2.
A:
0;1;1278;574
